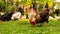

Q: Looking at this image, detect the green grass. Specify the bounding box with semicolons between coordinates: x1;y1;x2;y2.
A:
0;19;60;34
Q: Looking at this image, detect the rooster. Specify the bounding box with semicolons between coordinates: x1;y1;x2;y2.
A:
29;3;50;26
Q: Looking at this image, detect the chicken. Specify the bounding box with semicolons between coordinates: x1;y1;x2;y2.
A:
11;12;21;20
29;9;49;26
49;16;54;20
0;9;16;21
55;15;60;20
0;12;14;21
29;3;49;26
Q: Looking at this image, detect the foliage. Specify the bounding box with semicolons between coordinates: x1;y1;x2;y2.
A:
15;1;20;6
0;0;4;12
5;1;12;12
0;0;53;12
38;4;43;11
0;0;14;12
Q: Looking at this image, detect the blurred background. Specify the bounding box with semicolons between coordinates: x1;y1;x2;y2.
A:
0;0;60;19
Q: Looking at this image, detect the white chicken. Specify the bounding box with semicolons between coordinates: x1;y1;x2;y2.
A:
11;12;21;20
49;16;54;20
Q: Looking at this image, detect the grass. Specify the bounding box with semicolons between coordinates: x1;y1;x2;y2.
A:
0;19;60;34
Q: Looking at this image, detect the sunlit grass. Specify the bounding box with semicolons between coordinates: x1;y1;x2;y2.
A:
0;19;60;34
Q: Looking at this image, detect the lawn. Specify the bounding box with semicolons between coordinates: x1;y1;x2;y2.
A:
0;19;60;34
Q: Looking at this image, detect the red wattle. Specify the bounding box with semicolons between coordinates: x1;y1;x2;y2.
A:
29;18;35;26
